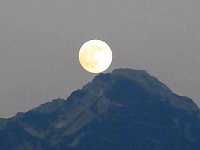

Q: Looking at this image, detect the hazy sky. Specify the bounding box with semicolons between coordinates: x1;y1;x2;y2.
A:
0;0;199;117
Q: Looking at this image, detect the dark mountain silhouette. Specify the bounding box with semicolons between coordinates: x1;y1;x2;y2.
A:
0;68;200;150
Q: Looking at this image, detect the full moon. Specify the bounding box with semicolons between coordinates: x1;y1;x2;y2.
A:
79;40;112;73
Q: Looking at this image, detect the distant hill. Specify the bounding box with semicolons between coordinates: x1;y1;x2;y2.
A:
0;68;200;150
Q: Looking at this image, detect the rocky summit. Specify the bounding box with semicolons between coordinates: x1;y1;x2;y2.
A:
0;68;200;150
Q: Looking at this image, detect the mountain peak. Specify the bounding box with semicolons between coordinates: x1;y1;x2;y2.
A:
112;68;148;76
112;68;171;96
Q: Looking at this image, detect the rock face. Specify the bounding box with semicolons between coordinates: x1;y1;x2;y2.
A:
0;68;200;150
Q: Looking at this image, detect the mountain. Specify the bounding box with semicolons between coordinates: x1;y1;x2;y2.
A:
0;68;200;150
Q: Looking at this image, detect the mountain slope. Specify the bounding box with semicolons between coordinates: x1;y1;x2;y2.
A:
0;68;200;150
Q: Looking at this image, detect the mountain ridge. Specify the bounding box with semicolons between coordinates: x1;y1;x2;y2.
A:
0;68;200;150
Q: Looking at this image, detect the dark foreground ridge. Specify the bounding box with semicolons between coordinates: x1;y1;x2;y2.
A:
0;68;200;150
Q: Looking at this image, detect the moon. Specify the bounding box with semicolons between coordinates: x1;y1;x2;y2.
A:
79;40;112;73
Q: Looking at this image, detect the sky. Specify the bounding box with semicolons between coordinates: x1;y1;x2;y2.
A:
0;0;199;118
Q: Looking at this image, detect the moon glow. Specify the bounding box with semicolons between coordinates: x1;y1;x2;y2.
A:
79;40;112;73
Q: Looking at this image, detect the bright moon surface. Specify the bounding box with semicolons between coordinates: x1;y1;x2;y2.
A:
79;40;112;73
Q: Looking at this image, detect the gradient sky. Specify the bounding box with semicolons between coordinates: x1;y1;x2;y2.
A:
0;0;199;117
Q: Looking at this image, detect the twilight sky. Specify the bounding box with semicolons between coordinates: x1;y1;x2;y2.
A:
0;0;199;117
